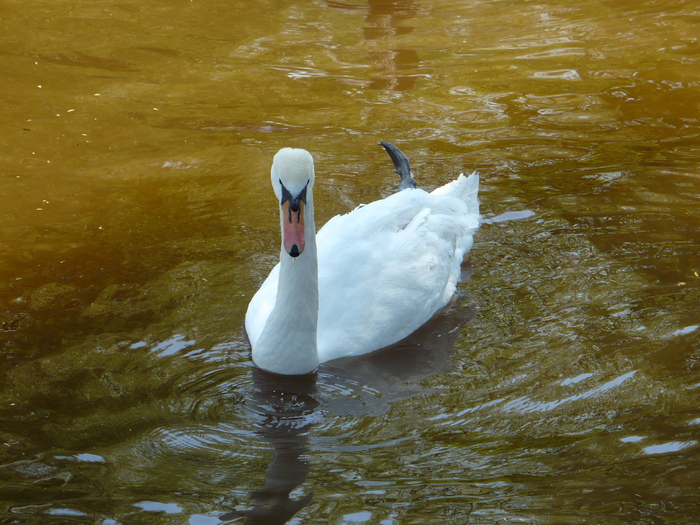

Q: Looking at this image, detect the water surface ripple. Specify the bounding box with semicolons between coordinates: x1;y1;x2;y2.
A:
1;0;699;523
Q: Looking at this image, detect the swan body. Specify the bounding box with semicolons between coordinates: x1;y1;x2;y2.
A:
245;146;480;375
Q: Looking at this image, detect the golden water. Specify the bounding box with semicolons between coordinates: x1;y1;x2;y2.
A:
1;0;699;523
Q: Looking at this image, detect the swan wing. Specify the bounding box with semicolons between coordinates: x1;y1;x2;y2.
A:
315;173;480;362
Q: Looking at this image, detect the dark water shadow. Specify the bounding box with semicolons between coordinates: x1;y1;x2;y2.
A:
320;296;477;414
220;291;475;523
219;369;318;524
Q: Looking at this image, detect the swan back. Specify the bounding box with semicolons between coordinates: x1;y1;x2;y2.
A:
314;173;480;362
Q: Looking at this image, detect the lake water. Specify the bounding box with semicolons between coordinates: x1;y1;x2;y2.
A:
1;0;699;523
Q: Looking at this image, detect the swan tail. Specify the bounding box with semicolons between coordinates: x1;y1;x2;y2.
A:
379;141;418;191
431;171;480;216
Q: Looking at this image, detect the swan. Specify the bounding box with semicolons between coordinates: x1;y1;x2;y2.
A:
245;143;481;375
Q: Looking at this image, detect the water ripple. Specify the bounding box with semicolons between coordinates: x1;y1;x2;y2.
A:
502;371;638;414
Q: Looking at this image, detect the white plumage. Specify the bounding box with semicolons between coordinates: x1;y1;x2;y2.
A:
245;146;480;375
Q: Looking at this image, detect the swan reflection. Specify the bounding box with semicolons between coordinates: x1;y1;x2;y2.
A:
220;297;474;523
220;369;318;524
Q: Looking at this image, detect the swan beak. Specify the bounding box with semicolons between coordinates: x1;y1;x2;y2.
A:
282;200;305;257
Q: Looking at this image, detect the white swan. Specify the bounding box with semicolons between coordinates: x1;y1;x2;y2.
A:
245;144;481;375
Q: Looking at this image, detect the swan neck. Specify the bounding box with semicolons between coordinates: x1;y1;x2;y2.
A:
254;197;319;375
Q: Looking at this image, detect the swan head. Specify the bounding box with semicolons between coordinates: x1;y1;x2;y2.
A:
271;148;315;258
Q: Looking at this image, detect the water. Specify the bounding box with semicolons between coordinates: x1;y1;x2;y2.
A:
1;0;699;523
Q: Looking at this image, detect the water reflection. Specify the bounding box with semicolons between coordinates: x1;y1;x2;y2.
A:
363;0;416;40
220;370;318;524
322;297;477;411
327;0;417;39
330;0;419;91
219;298;474;524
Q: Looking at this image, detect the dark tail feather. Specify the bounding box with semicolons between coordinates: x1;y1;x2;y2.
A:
379;141;417;191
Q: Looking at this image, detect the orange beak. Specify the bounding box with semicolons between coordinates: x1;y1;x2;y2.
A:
282;200;305;257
